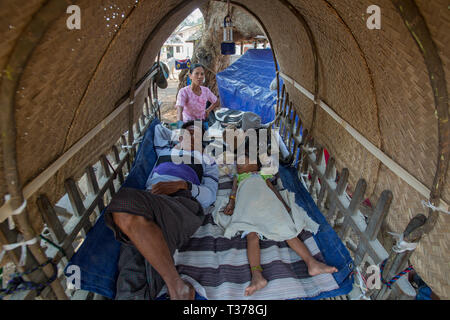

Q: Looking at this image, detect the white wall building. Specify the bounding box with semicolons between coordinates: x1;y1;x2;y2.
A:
161;24;202;61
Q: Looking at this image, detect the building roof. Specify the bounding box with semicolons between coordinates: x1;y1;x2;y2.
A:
186;29;203;42
164;34;183;45
175;23;202;33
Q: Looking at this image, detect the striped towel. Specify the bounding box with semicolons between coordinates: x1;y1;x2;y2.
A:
156;173;339;300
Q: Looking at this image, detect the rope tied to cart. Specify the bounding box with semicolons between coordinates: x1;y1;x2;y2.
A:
380;259;414;289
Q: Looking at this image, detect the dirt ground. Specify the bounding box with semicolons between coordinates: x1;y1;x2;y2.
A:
158;79;179;124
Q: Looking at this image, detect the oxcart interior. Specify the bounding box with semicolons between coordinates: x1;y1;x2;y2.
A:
0;0;448;301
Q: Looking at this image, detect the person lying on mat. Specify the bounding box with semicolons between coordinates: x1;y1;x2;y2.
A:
105;121;219;300
222;146;337;297
176;63;220;129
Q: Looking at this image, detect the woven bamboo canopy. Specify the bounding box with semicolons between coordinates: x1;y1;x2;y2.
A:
0;0;448;298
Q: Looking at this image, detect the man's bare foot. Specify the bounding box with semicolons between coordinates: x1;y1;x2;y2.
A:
244;271;268;296
169;278;196;300
307;259;338;276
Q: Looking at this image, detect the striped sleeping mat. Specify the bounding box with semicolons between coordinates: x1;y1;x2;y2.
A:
157;172;339;300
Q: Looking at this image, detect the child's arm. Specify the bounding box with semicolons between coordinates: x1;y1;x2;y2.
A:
265;179;291;213
224;176;238;215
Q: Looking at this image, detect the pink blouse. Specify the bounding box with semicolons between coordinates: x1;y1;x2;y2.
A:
176;86;218;121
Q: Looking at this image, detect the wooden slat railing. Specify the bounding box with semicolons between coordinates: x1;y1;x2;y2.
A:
4;77;160;300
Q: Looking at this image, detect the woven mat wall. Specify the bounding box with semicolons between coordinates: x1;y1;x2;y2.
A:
0;0;201;230
405;0;450;298
0;0;47;207
327;0;449;299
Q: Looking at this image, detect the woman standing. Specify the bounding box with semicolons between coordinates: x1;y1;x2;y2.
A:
176;64;220;128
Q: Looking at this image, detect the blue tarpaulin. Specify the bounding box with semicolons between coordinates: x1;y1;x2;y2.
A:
216;49;281;124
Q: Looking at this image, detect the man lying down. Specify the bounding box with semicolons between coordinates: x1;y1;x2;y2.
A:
104;120;219;300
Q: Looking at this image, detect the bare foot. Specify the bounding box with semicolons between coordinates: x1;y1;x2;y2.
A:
169;279;196;300
244;271;268;296
307;259;338;276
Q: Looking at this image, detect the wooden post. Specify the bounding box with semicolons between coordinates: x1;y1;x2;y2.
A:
327;168;349;225
280;92;289;141
292;114;302;167
353;190;392;266
36;196;67;244
121;135;132;172
64;178;91;236
348;179;367;215
64;179;86;218
85;167;101;199
276;84;285;119
135;119;142;137
36;195;74;260
299;134;311;176
338;179;367;240
283;101;293;144
308;146;323;195
100;154;117;197
317;157;335;210
276;84;285;127
151;80;160;120
144;95;150;117
374;214;426;300
112;146;125;185
366;191;393;241
147;86;153;115
120;135;128;148
85;165;106;220
140;114;146;129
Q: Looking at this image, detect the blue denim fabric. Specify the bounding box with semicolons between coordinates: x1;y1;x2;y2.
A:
64;118;161;298
278;166;354;299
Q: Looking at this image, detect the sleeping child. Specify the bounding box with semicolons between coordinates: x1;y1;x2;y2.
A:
222;148;338;296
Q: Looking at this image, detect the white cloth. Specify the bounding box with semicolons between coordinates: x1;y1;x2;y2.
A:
0;236;38;267
388;232;418;253
214;174;319;241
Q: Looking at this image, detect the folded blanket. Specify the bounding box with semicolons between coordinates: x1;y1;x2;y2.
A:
156;214;338;300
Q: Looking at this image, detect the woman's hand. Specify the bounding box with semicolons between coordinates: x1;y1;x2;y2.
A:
205;108;212;119
206;100;220;117
224;199;235;215
150;181;187;195
212;101;220;112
